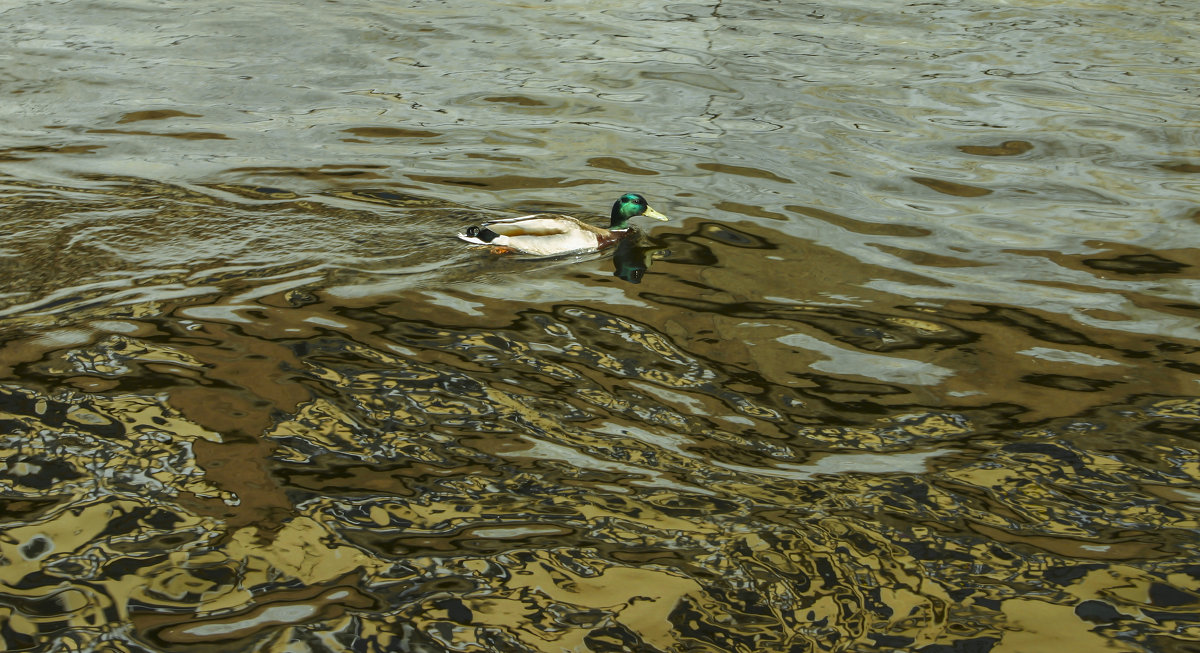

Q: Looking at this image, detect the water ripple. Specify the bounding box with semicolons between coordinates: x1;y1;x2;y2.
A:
1;0;1199;650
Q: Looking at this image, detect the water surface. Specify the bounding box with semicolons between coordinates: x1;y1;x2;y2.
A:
2;1;1199;651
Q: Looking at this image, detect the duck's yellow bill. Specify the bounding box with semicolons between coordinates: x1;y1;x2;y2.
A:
643;206;669;221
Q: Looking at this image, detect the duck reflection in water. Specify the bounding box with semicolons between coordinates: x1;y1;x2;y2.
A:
612;229;668;284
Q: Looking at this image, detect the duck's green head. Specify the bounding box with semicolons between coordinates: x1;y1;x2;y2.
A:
610;193;669;229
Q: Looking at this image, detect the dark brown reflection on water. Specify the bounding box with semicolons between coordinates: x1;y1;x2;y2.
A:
1;211;1198;652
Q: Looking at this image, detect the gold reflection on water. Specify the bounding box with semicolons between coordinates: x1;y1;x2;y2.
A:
86;129;234;141
910;177;995;198
116;110;204;124
957;141;1035;157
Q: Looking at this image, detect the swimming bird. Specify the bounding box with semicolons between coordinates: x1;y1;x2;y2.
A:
457;193;668;257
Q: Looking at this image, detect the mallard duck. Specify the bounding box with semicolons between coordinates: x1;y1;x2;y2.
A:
457;193;668;257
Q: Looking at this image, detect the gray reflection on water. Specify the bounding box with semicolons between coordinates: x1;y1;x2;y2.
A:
4;0;1196;337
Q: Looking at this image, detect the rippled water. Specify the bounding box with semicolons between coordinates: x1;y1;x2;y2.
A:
2;1;1200;651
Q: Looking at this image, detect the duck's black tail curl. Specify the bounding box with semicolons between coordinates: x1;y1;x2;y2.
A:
466;226;500;243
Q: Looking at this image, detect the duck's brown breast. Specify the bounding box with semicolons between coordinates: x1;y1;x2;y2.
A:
596;230;629;250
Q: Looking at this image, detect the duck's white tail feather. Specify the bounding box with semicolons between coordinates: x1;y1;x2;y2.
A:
457;232;488;245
